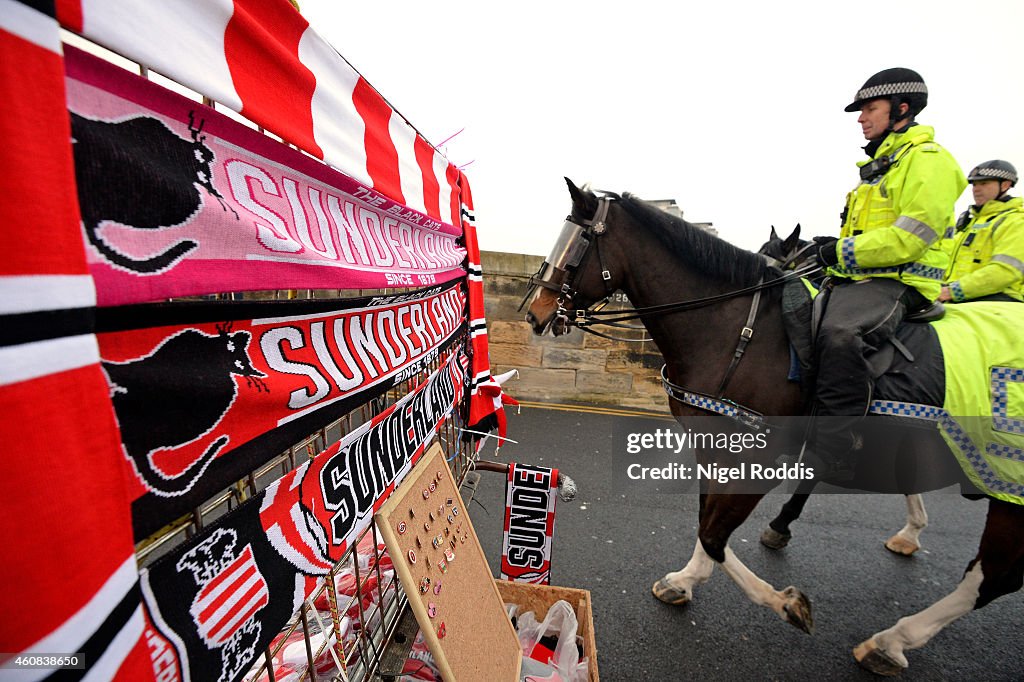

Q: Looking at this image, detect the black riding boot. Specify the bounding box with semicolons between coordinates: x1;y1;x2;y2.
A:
811;278;924;483
806;419;859;482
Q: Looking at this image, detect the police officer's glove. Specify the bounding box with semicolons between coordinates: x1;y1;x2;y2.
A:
812;236;840;268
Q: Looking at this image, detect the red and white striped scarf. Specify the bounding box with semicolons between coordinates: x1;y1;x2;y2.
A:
0;3;151;678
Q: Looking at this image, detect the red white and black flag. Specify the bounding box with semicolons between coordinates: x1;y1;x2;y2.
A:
501;463;559;585
1;2;510;680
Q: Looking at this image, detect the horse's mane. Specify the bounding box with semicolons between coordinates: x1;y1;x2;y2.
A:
618;193;769;287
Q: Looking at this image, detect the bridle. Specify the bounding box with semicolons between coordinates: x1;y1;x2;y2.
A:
519;192;648;341
761;239;820;273
522;191;821;420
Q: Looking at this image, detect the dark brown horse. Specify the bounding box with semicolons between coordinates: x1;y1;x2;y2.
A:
525;179;1024;675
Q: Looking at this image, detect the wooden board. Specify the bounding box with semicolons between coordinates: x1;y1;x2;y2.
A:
374;443;521;681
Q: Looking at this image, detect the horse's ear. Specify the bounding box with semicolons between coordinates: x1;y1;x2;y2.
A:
565;177;597;216
782;223;802;252
565;177;584;202
769;225;779;240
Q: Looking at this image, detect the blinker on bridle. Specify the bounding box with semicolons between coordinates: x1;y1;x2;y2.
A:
517;193;618;318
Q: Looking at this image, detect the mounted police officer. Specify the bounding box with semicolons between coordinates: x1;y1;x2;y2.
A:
809;67;966;479
939;160;1024;303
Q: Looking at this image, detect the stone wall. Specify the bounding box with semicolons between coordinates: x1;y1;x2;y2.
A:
480;251;667;410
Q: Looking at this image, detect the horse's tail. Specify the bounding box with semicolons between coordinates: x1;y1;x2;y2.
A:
84;219;198;274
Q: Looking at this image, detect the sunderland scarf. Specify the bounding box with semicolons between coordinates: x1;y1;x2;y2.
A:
0;3;152;678
96;283;466;540
500;463;559;585
65;46;465;306
141;352;466;682
459;171;517;439
56;0;462;228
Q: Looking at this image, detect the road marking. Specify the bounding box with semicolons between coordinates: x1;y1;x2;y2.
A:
516;400;675;420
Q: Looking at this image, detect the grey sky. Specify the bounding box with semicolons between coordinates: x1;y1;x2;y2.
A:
302;0;1024;256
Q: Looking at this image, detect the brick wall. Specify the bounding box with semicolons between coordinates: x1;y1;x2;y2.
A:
480;251;668;410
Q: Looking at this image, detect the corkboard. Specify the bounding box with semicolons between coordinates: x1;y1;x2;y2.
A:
374;443;521;681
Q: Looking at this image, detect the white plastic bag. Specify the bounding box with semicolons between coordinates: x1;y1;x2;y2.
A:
514;600;588;682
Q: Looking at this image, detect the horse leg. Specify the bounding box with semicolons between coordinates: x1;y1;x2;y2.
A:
659;491;815;633
707;492;814;632
760;478;818;550
718;546;814;633
651;537;716;606
854;499;1024;675
884;494;927;557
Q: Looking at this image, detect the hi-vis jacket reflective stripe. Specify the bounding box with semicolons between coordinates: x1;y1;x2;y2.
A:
829;125;967;300
945;196;1024;302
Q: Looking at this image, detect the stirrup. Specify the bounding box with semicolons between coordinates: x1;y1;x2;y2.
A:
808;453;856;483
798;445;856;483
906;301;944;323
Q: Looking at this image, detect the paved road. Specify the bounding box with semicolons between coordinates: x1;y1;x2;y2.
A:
467;402;1022;682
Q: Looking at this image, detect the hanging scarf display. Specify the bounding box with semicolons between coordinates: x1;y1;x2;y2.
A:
97;282;466;540
141;352;466;682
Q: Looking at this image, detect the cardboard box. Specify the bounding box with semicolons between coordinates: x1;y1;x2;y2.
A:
494;580;600;682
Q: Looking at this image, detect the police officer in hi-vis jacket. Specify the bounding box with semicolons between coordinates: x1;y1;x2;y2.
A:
939;160;1024;303
808;67;966;479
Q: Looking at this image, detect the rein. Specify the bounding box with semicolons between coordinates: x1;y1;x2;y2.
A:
566;263;818;327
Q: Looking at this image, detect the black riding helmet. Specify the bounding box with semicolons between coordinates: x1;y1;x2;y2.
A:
845;67;928;130
967;160;1018;187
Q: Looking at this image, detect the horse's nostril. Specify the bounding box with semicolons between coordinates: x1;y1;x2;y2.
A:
525;311;536;326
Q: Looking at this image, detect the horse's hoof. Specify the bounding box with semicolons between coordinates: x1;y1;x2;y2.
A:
884;535;920;557
760;526;791;550
854;638;906;676
781;586;814;634
652;578;691;606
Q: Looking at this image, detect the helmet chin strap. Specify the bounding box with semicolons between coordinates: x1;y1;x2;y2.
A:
886;96;912;133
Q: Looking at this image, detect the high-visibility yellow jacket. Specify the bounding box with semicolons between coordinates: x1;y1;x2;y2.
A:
827;125;966;300
944;196;1024;302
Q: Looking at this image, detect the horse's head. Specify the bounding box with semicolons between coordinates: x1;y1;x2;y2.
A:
757;224;814;271
524;178;624;335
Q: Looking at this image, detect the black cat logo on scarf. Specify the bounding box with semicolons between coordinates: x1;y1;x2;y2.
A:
71;110;237;274
103;323;268;496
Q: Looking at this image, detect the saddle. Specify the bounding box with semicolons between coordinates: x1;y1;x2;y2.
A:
781;278;945;410
781;281;1024;502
